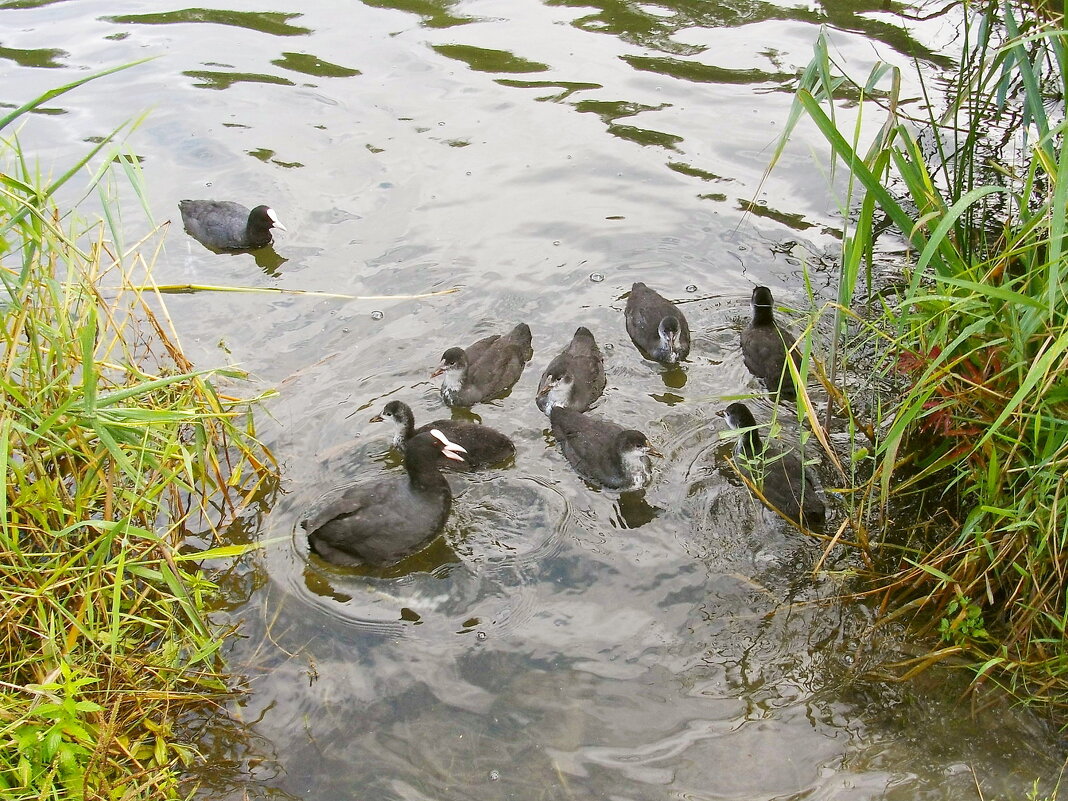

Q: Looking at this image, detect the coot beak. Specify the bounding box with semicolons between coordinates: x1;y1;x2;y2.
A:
647;445;663;458
429;428;467;461
441;447;466;462
266;208;287;231
430;363;445;378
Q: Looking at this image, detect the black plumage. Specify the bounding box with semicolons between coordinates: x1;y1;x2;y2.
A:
178;200;286;250
303;430;466;567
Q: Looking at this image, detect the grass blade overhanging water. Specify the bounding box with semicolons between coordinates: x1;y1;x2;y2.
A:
0;75;278;798
770;4;1068;716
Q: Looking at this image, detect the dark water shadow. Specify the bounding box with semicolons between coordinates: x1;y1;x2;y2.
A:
103;9;312;37
0;43;66;68
182;236;288;277
611;490;661;529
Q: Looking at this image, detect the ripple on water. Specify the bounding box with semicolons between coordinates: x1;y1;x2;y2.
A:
279;469;572;640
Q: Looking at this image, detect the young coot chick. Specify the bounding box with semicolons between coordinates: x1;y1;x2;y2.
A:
178;199;286;250
303;429;466;567
723;402;825;528
741;286;801;399
549;406;660;491
371;400;514;471
625;282;690;364
434;323;533;407
536;326;606;415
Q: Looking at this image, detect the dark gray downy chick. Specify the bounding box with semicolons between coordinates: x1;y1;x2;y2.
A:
624;282;690;365
741;286;801;400
723;402;825;528
434;323;534;407
550;406;659;492
536;326;606;415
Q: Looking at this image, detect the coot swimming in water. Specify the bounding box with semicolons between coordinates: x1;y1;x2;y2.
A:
625;282;690;365
371;400;514;471
740;286;801;400
303;429;465;567
549;406;659;491
723;402;825;528
536;326;606;415
434;323;533;407
178;199;285;250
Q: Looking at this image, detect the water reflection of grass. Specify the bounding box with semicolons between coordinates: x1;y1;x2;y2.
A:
770;2;1068;724
0;67;277;798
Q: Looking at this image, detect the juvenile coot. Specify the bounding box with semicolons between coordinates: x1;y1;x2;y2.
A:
625;282;690;364
302;429;466;567
434;323;533;407
371;400;515;471
178;199;286;250
741;286;801;399
549;406;659;491
723;402;826;528
536;326;606;415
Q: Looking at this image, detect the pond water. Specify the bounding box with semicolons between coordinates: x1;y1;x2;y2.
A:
3;0;1065;798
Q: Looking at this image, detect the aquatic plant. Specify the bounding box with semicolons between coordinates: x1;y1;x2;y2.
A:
0;68;277;798
770;3;1068;713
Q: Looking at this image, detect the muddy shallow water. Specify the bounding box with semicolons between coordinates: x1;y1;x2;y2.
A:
3;0;1064;797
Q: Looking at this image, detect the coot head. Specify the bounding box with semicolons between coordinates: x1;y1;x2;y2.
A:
248;205;287;239
723;402;761;453
750;286;776;325
370;400;416;446
616;429;660;489
536;371;574;412
433;347;467;375
658;316;686;363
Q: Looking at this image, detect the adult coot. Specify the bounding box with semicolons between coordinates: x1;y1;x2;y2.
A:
434;323;533;407
625;282;690;364
303;429;466;567
536;326;606;415
371;400;514;471
549;406;659;491
723;402;825;528
178;199;286;250
741;286;801;399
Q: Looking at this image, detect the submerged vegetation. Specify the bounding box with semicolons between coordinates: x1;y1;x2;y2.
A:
0;69;276;798
776;2;1068;714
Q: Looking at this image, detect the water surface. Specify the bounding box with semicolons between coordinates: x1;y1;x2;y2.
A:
1;0;1063;798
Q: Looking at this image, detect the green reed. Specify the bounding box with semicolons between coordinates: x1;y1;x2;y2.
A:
770;3;1068;713
0;68;276;799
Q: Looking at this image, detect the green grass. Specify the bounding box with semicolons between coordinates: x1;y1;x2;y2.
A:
0;67;277;799
770;3;1068;716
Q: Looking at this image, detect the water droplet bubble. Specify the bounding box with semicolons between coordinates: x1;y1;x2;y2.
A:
686;284;698;293
370;310;384;321
604;343;614;351
489;770;500;782
342;327;350;334
476;631;487;640
553;240;561;246
589;272;604;283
